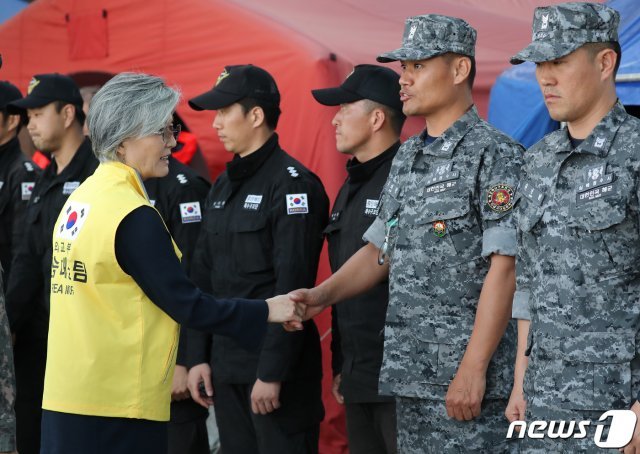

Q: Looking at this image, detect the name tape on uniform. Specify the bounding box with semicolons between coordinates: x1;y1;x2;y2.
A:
364;199;380;217
179;201;202;223
286;193;308;215
244;194;263;211
63;181;80;195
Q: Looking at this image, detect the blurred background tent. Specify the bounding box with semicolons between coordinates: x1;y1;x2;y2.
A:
0;0;599;451
488;0;637;147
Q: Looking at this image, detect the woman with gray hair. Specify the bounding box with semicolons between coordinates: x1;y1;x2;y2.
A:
39;72;302;453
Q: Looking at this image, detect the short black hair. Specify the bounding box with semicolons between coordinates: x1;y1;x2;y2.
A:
0;107;22;134
53;100;85;126
363;99;405;136
237;97;281;131
585;41;622;77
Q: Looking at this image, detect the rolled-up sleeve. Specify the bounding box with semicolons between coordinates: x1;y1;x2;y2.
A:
363;217;385;248
477;142;524;259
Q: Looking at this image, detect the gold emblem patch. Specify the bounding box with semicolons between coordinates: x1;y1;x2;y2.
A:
486;183;515;212
27;77;40;95
216;69;230;86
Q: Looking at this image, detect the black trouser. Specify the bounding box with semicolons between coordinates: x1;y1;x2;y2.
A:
14;336;47;454
214;382;320;454
345;401;397;454
168;417;209;454
40;410;168;454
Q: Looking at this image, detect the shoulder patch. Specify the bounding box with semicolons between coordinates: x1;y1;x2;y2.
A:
56;202;91;241
286;193;308;215
176;173;188;185
179;201;202;223
286;166;300;178
486;183;515;212
21;182;35;200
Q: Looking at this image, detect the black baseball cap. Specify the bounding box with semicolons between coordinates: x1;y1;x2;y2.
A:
7;73;84;114
311;64;404;115
189;64;280;111
0;81;22;110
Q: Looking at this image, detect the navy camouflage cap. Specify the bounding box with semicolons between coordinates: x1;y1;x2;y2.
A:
511;2;619;65
377;14;476;63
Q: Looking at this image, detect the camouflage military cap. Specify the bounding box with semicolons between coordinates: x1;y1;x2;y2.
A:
511;2;619;65
377;14;476;63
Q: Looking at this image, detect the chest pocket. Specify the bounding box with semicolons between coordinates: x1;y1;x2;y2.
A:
229;215;272;273
567;182;635;276
398;191;481;270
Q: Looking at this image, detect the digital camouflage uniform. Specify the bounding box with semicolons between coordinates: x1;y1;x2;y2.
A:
0;271;16;452
365;18;524;449
510;3;634;453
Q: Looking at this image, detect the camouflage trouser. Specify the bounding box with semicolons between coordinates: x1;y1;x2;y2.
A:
396;397;517;453
518;394;620;453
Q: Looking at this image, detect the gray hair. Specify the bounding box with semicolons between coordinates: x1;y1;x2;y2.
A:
87;72;180;162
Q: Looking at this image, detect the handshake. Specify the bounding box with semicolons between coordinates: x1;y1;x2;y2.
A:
265;288;328;330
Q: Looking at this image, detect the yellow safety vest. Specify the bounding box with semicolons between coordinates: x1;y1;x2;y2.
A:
43;161;181;421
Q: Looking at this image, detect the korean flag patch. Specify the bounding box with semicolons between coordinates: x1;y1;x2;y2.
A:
179;202;202;224
21;182;35;200
57;202;90;241
286;193;309;215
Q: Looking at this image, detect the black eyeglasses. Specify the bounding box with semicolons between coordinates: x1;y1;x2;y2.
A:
155;124;181;144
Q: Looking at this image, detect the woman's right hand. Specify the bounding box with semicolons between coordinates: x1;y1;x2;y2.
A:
266;295;304;329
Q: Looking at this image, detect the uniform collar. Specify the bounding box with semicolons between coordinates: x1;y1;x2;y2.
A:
346;141;399;183
554;100;627;157
46;137;93;180
226;133;278;181
421;105;481;158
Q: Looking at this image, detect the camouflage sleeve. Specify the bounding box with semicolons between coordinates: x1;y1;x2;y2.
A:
362;217;385;248
512;227;532;320
0;272;16;452
477;141;524;258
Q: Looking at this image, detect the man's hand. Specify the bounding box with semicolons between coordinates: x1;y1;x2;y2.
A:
187;362;214;408
266;294;304;329
251;379;282;415
171;365;191;401
505;385;527;426
621;400;640;453
332;374;344;405
445;363;486;421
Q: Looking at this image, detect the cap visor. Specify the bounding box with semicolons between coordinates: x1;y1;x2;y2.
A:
188;89;241;111
311;87;362;106
510;41;580;65
377;47;440;63
6;95;53;112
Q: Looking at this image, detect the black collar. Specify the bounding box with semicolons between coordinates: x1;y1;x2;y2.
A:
226;133;278;181
45;137;93;181
346;141;400;183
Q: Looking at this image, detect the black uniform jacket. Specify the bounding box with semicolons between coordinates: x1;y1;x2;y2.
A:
7;138;98;337
145;155;211;424
189;133;328;385
0;137;40;289
326;142;399;403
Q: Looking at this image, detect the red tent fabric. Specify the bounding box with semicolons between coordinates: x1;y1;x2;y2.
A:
0;1;584;451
